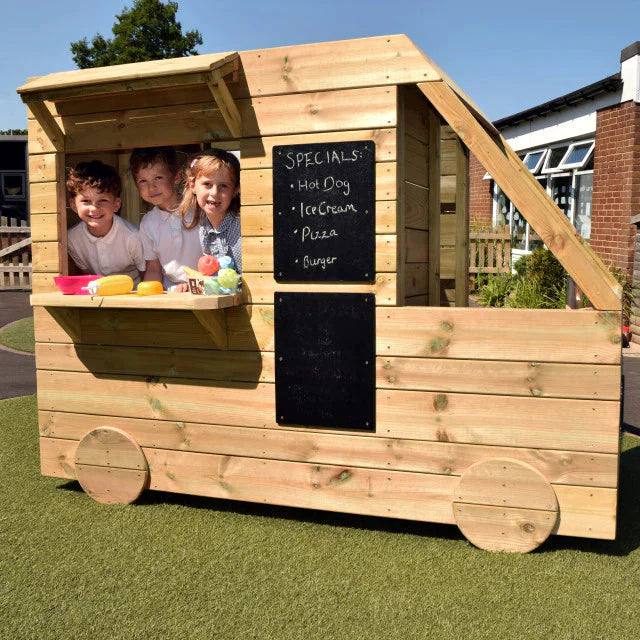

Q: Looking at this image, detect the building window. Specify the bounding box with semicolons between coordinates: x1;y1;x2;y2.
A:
492;138;594;251
558;139;595;170
522;149;547;173
541;144;569;174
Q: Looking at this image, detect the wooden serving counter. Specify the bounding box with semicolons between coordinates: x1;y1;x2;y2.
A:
30;292;242;349
30;292;242;311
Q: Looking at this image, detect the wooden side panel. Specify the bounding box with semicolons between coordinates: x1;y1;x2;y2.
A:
39;437;617;538
399;86;431;306
377;307;622;364
33;305;623;365
239;34;439;97
49;87;397;153
36;370;619;453
39;412;618;488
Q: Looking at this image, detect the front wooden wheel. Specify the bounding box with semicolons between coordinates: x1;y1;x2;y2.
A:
453;458;559;553
74;427;149;505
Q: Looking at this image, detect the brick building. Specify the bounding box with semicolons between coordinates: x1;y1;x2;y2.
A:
470;42;640;287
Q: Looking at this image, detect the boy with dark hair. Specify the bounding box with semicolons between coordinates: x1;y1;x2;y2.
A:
67;160;145;284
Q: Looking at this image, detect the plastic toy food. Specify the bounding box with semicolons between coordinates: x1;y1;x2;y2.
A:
137;281;163;296
218;256;234;270
85;275;134;296
217;268;239;292
182;265;202;279
198;254;219;276
54;275;102;295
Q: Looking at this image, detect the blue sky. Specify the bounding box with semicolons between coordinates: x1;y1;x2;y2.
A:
2;0;638;129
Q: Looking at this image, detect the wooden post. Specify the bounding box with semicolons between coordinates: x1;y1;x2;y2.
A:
427;107;441;306
454;138;469;307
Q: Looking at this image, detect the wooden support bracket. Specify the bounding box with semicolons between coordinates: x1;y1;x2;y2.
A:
26;101;65;152
46;306;82;343
193;309;228;350
207;71;242;138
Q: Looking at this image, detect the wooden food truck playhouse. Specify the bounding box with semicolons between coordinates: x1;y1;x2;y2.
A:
18;35;623;553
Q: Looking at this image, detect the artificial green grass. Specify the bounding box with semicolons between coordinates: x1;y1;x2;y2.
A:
1;395;640;640
0;316;35;353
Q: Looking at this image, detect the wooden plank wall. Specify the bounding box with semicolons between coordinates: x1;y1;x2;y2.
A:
27;52;620;541
35;304;621;538
439;126;469;306
398;86;432;306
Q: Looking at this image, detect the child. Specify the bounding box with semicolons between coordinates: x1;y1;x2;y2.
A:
67;161;145;284
178;149;242;273
130;146;201;292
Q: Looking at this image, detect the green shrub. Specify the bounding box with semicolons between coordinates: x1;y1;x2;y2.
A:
476;273;514;307
477;248;567;309
514;247;566;293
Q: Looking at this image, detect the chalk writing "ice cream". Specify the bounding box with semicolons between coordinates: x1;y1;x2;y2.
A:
299;202;358;217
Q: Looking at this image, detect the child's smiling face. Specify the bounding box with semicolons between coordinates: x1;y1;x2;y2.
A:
189;165;238;226
134;161;180;211
70;187;121;237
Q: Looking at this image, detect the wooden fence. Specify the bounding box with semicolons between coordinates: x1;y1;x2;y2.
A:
469;226;511;276
0;215;32;290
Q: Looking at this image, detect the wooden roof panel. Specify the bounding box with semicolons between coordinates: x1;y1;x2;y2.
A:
17;51;238;97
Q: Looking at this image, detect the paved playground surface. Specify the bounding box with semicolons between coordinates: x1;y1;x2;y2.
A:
0;291;36;400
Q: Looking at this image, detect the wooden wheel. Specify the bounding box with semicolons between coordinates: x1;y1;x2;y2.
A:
74;427;149;505
453;458;559;553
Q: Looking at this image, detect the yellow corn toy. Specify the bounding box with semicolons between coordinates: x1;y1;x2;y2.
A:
137;281;164;296
86;275;134;296
182;265;202;278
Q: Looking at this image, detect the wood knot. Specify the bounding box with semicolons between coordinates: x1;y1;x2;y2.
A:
433;394;448;411
429;337;449;354
521;523;535;534
440;321;453;332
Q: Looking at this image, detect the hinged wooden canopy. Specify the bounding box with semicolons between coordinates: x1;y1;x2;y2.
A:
16;34;621;309
17;52;241;148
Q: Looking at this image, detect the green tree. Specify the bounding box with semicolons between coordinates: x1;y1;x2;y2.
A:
70;0;203;69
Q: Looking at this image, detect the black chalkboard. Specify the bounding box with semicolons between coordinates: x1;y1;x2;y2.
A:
273;141;375;282
274;292;375;430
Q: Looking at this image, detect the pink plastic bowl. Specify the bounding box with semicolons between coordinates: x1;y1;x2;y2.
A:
54;275;102;295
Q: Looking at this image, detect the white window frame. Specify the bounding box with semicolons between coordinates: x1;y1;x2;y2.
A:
558;139;595;170
540;143;570;174
522;148;548;174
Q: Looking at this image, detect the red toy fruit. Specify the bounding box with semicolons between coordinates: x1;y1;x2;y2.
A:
198;254;219;276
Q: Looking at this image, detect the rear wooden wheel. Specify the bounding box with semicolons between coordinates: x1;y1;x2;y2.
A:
74;427;149;505
453;458;559;553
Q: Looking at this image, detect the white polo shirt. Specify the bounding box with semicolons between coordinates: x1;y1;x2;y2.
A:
68;215;145;285
139;206;202;290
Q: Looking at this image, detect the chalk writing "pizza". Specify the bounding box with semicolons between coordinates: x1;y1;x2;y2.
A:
301;226;338;242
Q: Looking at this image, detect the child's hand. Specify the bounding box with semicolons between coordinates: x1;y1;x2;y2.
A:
173;283;190;293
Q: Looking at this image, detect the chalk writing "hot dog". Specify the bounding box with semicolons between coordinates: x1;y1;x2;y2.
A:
298;177;351;196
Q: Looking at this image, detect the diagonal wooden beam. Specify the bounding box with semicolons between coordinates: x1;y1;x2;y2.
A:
25;101;65;151
418;81;621;311
207;71;242;138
